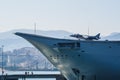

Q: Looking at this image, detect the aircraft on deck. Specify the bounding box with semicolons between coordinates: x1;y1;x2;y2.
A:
70;33;100;40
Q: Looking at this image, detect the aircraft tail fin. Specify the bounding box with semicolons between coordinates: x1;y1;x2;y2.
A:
95;33;100;39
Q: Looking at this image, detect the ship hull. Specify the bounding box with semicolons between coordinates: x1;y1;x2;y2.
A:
15;32;120;80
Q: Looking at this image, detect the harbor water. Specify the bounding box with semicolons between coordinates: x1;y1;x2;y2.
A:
0;71;60;80
19;78;55;80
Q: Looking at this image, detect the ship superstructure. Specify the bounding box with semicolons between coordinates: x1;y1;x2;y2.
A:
15;32;120;80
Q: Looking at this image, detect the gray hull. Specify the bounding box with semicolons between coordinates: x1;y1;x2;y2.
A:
15;32;120;80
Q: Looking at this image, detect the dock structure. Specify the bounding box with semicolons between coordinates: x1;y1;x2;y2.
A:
0;74;66;80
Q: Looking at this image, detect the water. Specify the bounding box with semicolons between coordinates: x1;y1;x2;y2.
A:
1;71;60;80
19;78;55;80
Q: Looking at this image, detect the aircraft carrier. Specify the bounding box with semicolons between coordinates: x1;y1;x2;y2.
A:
15;32;120;80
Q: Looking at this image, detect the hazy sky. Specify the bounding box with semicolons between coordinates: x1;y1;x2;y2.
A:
0;0;120;35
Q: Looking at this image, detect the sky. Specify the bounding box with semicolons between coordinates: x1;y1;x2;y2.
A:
0;0;120;35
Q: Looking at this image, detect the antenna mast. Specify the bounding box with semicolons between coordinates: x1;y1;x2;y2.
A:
88;26;89;36
34;22;36;34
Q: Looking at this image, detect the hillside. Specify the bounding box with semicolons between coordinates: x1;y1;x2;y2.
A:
3;47;55;71
0;29;72;51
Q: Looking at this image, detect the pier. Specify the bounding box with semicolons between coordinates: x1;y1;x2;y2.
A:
0;73;66;80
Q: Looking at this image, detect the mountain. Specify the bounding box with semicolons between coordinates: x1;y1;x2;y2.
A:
0;29;72;51
102;32;120;40
0;29;72;39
